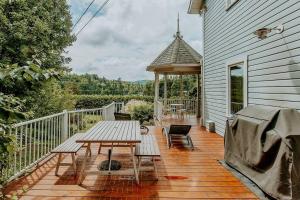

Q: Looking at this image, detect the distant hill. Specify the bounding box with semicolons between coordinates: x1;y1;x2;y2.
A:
133;80;151;85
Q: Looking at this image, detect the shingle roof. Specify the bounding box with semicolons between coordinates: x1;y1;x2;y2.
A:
147;17;202;72
149;36;202;67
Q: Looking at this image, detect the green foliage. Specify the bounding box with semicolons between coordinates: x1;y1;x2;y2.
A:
0;0;74;120
168;75;197;98
61;73;198;99
0;61;60;126
129;102;154;125
0;0;74;68
61;74;153;96
0;94;27;130
74;95;154;109
0;132;16;184
24;80;75;118
0;61;61;95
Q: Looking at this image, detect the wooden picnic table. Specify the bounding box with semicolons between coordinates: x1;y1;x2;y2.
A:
76;120;141;184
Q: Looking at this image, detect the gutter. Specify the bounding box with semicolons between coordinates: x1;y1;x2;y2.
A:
188;0;205;14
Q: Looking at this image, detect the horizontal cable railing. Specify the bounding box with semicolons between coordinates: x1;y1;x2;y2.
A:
3;102;124;183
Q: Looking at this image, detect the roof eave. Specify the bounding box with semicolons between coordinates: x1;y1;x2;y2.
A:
147;63;201;73
188;0;204;14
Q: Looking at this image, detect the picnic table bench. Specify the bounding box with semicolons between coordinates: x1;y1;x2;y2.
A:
51;133;85;176
135;134;161;180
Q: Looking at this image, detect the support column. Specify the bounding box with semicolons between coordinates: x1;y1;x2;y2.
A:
164;74;168;107
180;74;183;100
154;73;160;116
197;73;201;118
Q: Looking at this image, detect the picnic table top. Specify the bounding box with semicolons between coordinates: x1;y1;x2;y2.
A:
76;121;141;144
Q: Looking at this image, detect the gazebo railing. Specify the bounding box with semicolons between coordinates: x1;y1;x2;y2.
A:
154;100;164;122
163;99;197;115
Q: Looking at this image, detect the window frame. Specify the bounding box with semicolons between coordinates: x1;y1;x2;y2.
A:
226;55;248;117
225;0;240;11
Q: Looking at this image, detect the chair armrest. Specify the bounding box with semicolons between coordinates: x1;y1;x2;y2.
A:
162;127;170;135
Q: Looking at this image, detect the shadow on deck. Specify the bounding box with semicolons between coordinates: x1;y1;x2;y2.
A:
4;117;258;199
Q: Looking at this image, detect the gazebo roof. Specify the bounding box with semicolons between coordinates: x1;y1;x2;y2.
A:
147;16;202;74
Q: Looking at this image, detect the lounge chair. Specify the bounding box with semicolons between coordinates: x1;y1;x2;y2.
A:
162;125;194;150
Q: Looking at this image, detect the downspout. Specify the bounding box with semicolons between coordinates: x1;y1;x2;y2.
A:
201;12;206;127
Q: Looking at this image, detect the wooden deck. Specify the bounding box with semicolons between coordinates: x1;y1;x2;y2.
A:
4;117;258;199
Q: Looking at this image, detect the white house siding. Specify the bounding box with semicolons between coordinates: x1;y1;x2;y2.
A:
203;0;300;135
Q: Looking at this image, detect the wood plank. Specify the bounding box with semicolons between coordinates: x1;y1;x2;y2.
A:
51;133;84;153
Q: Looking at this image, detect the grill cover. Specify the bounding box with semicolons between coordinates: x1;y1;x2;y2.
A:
225;106;300;200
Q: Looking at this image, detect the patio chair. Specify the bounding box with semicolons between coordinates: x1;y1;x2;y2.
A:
114;112;149;134
163;106;172;116
114;112;131;120
177;108;187;119
162;125;194;150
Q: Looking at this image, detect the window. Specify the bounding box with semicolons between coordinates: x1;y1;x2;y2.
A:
225;0;239;10
226;56;248;116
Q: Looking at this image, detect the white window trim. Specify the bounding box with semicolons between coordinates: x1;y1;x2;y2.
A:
226;55;248;117
225;0;240;11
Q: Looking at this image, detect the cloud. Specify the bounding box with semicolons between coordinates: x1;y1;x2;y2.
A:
66;0;203;81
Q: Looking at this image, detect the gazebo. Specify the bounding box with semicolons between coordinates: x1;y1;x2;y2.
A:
147;16;203;119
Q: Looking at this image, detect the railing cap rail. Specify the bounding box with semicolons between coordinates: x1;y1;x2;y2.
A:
13;112;65;127
67;108;103;113
103;101;115;109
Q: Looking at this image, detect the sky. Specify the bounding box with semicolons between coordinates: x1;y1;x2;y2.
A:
66;0;203;81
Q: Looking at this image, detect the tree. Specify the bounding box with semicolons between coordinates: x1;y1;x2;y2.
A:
0;0;75;118
0;0;75;69
24;80;75;118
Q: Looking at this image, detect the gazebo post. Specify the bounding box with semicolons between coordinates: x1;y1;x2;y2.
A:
180;74;184;101
154;73;160;116
197;73;201;118
164;74;168;108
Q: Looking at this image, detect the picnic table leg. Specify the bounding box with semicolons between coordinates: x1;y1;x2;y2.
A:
71;153;77;175
153;157;159;180
55;153;62;176
98;143;102;154
108;143;114;173
137;157;141;174
77;143;91;185
130;144;139;184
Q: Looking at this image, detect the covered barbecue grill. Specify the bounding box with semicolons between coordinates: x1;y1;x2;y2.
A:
225;106;300;200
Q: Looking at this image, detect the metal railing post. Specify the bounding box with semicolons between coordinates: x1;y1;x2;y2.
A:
103;106;107;121
62;110;68;142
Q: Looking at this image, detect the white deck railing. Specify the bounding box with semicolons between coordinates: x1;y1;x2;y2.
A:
3;102;124;183
163;99;197;115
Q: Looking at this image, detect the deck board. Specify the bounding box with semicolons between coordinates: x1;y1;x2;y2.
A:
4;118;258;199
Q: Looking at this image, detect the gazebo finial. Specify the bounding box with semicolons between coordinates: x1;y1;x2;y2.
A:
176;13;183;38
177;13;180;34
